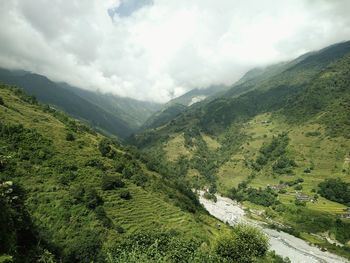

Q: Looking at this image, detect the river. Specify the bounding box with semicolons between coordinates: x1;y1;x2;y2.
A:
199;192;349;263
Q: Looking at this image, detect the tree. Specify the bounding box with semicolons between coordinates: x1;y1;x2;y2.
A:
215;224;269;263
318;178;350;206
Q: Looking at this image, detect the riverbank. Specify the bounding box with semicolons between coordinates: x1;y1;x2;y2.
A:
199;192;349;263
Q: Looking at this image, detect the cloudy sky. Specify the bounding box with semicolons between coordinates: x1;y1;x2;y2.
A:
0;0;350;102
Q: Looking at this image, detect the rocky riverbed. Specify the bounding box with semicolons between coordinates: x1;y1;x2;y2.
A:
199;192;349;263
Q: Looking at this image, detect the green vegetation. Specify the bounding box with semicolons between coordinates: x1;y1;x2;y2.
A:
318;178;350;206
101;175;125;190
0;181;40;262
0;84;230;262
253;133;296;174
106;225;288;263
228;183;279;207
2;40;350;261
215;224;269;263
131;41;350;258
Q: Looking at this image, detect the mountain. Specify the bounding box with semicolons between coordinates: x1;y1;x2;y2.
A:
169;85;230;106
59;83;162;130
130;41;350;258
0;69;162;138
226;41;350;98
142;85;229;129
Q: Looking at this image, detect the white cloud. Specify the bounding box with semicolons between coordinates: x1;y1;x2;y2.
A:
0;0;349;102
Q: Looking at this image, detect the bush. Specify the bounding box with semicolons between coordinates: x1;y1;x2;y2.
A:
65;132;75;141
58;172;77;186
294;199;306;206
64;231;102;263
0;96;4;106
119;190;132;200
95;206;112;228
303;168;311;173
215;224;269;263
294;184;303;191
101;175;125;190
115;225;125;234
131;173;148;187
85;159;105;170
98;138;111;157
84;188;103;209
305;131;321;137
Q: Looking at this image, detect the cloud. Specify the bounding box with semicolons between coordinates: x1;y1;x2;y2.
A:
0;0;349;102
111;0;153;17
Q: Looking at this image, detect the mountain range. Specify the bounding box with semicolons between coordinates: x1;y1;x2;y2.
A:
1;40;350;262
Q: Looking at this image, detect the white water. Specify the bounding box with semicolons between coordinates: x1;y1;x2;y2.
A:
199;192;349;263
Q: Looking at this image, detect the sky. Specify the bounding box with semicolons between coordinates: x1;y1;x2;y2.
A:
0;0;350;102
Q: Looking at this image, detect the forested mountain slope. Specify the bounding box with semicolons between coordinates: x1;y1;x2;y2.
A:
0;69;161;138
130;41;350;258
0;85;226;262
0;84;291;263
59;83;162;130
142;85;229;130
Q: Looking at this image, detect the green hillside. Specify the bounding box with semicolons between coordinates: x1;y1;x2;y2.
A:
131;41;350;258
0;84;291;263
0;84;224;262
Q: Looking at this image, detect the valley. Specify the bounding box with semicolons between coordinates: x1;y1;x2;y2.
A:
1;39;350;262
131;41;350;260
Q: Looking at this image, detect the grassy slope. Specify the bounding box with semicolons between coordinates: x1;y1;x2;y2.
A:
0;85;228;259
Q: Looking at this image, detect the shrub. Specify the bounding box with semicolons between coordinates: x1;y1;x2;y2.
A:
58;172;77;186
95;206;112;228
0;96;4;106
115;225;125;234
119;190;132;200
305;131;321;137
203;192;217;202
64;231;102;263
101;175;125;190
65;132;75;141
85;159;105;170
84;188;103;209
215;224;269;263
303;168;311;173
131;173;148;187
294;185;303;191
98;138;111;157
294;199;306;206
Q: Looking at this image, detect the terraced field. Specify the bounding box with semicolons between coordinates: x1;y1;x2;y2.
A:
103;183;224;241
